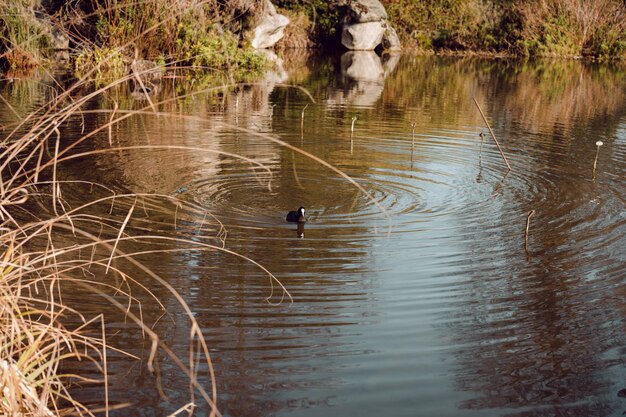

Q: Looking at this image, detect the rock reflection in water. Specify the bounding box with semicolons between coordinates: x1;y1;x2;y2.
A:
325;51;400;108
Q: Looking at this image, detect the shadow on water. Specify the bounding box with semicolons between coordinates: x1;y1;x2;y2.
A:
1;52;626;416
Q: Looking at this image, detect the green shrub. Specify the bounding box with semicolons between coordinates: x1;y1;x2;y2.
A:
176;23;269;74
274;0;342;42
74;46;125;81
0;0;53;69
89;0;269;78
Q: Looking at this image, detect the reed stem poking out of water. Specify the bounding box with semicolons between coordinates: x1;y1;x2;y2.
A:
350;116;357;153
301;104;308;132
593;140;604;179
301;104;308;121
525;210;536;250
472;98;512;171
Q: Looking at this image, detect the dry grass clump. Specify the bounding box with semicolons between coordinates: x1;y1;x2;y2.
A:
384;0;626;58
0;74;254;415
276;9;315;49
516;0;626;58
0;237;111;416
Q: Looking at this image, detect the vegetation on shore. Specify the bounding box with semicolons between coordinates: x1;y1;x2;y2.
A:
1;0;270;78
2;0;625;74
276;0;625;59
383;0;626;59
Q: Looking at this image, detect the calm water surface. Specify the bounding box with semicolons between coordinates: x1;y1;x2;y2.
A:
2;54;626;416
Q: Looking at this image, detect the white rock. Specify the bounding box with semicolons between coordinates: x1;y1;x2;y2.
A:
344;0;388;23
382;23;402;51
251;1;290;49
341;21;384;51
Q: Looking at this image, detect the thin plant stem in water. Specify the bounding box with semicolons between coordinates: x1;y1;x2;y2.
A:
301;104;308;122
410;122;417;167
525;210;535;251
473;98;511;172
593;141;603;179
479;131;485;156
350;116;357;154
301;104;308;139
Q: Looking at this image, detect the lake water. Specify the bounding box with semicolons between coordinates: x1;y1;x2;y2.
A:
1;53;625;417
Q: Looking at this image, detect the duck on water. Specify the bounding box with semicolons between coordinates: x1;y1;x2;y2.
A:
286;207;307;223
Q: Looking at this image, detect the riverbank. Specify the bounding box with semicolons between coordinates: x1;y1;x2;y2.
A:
383;0;626;60
2;0;624;76
276;0;626;60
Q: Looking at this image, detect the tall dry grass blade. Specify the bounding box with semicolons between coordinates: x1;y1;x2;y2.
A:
0;92;21;119
34;140;45;183
473;97;511;171
106;198;136;274
51;124;61;217
291;151;305;189
130;66;157;113
101;314;109;417
168;402;195;416
109;101;119;147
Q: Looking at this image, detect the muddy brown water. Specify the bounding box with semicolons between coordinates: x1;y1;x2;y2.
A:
2;54;626;416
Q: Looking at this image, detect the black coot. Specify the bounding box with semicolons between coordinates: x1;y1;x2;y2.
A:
286;207;307;223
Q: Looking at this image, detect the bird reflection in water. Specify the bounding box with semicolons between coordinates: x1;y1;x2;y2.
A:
297;222;305;238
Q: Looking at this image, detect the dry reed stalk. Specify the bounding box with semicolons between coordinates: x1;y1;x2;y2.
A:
350;116;357;154
301;103;308;132
291;152;305;190
473;98;512;171
525;209;535;250
0;240;117;416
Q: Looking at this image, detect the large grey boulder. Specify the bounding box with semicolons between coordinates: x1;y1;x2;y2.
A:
343;0;388;23
339;0;400;51
341;21;384;51
251;0;290;49
381;22;401;51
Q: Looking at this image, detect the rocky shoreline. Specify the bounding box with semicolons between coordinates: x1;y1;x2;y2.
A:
251;0;401;52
